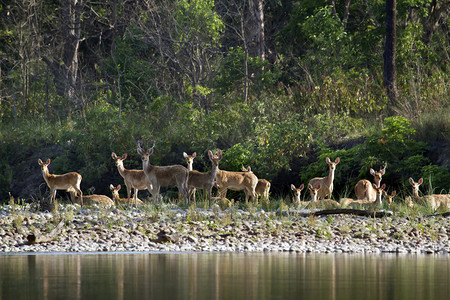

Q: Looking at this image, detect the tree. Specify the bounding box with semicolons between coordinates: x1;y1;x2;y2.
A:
383;0;398;108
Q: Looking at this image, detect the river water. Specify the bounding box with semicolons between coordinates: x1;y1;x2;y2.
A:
1;252;448;300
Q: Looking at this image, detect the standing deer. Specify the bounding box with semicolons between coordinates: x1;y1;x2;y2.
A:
308;157;340;200
111;152;151;206
308;184;340;208
68;188;114;207
354;166;386;201
215;165;258;203
406;178;450;211
137;143;189;204
183;152;197;201
110;184;144;205
186;150;222;206
341;184;385;209
242;167;271;200
38;158;83;206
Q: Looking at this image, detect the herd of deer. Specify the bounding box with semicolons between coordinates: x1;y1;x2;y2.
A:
37;144;449;211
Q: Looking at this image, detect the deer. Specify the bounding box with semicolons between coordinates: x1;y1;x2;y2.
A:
308;184;340;208
110;184;144;205
215;164;258;203
308;157;340;200
291;184;312;206
67;188;114;207
406;178;450;211
111;152;151;206
38;158;83;206
354;166;386;201
137;143;189;204
183;152;197;201
242;166;271;200
186;150;222;206
383;190;396;207
341;184;385;209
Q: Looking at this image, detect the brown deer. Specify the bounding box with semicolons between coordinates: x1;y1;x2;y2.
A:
308;157;340;200
68;188;114;207
137;143;189;204
341;184;385;209
183;152;197;201
308;184;340;208
111;152;151;206
110;184;144;205
290;184;304;203
242;166;271;200
215;165;258;203
354;166;386;201
186;150;222;206
406;178;450;211
383;190;396;206
38;158;83;206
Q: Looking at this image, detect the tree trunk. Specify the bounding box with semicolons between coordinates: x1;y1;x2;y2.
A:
343;0;351;29
247;0;265;61
383;0;398;108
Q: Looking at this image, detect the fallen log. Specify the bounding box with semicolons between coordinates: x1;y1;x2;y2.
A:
26;219;65;244
280;208;392;218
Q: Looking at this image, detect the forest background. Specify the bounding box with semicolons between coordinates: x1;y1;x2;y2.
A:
0;0;448;203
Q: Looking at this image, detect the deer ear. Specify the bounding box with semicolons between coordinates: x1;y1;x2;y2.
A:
418;178;423;185
326;157;331;164
111;152;117;159
392;190;396;196
291;184;295;191
183;152;188;158
380;167;386;175
409;177;414;185
109;184;114;190
38;159;43;165
370;168;375;176
299;184;304;191
117;184;121;190
335;157;340;164
192;152;197;158
217;150;223;160
148;147;154;155
46;159;51;165
317;184;321;189
381;184;386;189
122;153;127;160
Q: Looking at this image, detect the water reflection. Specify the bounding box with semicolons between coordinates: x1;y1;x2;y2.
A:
0;253;448;300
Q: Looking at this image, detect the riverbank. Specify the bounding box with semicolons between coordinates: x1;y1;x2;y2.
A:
0;203;448;254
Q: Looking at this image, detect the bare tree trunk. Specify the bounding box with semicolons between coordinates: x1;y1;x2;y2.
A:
41;0;84;111
343;0;351;29
383;0;398;108
247;0;265;61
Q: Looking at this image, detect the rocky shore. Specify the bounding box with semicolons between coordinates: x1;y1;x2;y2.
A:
0;203;449;255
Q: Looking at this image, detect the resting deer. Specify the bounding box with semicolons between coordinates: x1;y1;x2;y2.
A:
110;184;144;205
68;188;114;207
308;184;340;208
308;157;340;199
186;150;222;206
111;152;151;206
215;165;258;203
183;152;197;201
137;143;189;204
341;184;385;209
291;184;311;206
354;166;386;201
38;158;83;206
406;178;450;211
383;190;396;207
242;167;271;200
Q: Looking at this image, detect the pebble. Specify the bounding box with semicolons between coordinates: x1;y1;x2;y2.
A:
0;204;449;254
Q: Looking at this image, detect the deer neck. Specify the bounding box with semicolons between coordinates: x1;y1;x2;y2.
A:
327;166;335;186
187;162;193;171
116;162;127;177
